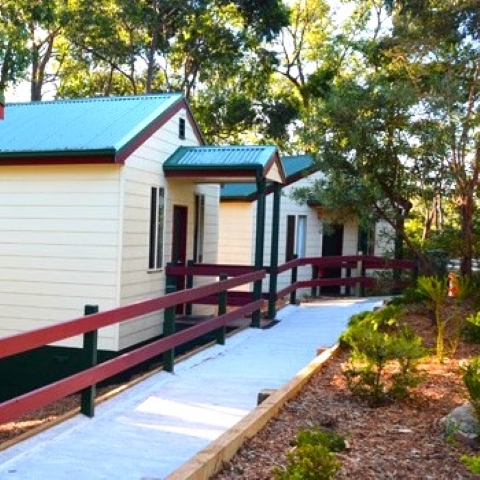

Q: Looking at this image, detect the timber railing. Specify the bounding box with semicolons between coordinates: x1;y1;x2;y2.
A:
0;270;266;424
166;254;418;318
0;255;416;425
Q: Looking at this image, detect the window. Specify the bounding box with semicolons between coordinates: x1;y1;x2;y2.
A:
149;187;165;269
285;214;307;261
285;215;296;261
194;194;205;263
179;118;186;139
296;215;307;257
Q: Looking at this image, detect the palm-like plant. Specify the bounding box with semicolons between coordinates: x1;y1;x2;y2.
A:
416;276;448;361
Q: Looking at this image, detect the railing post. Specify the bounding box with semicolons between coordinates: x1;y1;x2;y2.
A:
163;283;176;373
80;304;99;418
290;255;298;305
355;252;365;297
185;259;194;316
216;274;227;345
346;266;351;296
311;265;318;297
252;175;266;328
267;182;282;319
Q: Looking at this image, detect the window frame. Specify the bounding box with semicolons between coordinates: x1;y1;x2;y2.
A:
148;186;165;270
193;193;205;263
179;117;186;139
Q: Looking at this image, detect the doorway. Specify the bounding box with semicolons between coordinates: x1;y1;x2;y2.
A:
172;205;188;312
321;224;344;295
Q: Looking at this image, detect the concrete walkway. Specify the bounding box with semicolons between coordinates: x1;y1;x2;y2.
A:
0;297;384;480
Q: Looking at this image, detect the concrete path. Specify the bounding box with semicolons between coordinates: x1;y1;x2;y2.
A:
0;297;384;480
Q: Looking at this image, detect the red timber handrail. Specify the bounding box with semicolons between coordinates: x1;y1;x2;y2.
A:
0;270;266;424
166;255;418;311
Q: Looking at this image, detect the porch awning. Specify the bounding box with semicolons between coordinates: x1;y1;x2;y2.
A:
220;154;314;201
163;145;286;184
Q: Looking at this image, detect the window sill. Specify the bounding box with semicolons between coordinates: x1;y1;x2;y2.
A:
147;268;164;274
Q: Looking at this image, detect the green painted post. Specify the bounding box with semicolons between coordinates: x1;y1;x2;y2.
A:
185;259;194;316
311;265;319;298
290;254;298;305
81;304;99;418
252;176;266;328
267;182;282;319
217;274;228;345
163;284;176;372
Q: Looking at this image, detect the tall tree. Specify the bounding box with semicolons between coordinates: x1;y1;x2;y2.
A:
385;0;480;274
293;0;479;274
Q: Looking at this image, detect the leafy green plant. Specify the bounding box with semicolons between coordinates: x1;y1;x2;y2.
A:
462;356;480;421
342;320;427;405
341;305;401;344
461;454;480;474
456;275;479;301
293;428;346;453
387;285;426;306
416;276;449;361
273;427;344;479
462;312;480;343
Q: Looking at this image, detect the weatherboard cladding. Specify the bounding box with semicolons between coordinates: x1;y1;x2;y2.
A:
164;145;278;171
0;94;182;157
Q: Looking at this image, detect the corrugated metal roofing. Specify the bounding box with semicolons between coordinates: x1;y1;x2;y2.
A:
164;145;278;171
0;94;182;156
282;154;314;178
221;154;314;200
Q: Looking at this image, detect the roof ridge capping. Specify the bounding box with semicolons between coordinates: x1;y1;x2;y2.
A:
5;92;183;107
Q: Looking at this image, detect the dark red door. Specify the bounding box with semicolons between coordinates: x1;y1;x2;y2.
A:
172;205;188;313
321;224;344;295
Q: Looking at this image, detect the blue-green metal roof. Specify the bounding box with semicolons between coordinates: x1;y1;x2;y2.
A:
221;154;314;200
282;154;314;178
0;94;183;158
164;145;278;171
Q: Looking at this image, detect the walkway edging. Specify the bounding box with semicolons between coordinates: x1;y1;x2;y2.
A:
166;343;341;480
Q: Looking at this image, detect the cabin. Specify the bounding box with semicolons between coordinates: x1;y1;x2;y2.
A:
0;94;211;351
219;155;392;296
0;94;285;352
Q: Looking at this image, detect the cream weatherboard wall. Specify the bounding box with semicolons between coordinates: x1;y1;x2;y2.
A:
0;164;121;349
217;202;254;266
118;108;219;350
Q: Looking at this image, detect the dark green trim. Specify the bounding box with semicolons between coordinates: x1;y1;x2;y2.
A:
164;164;264;172
0;148;116;159
267;182;282;319
252;175;266;328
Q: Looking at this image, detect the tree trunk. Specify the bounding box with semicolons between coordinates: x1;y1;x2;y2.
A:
459;194;475;276
146;0;160;93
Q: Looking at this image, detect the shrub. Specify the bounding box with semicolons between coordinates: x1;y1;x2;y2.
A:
341;308;427;406
293;428;346;453
341;305;401;345
462;356;480;421
387;285;426;306
462;312;480;344
461;454;480;474
273;427;345;480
